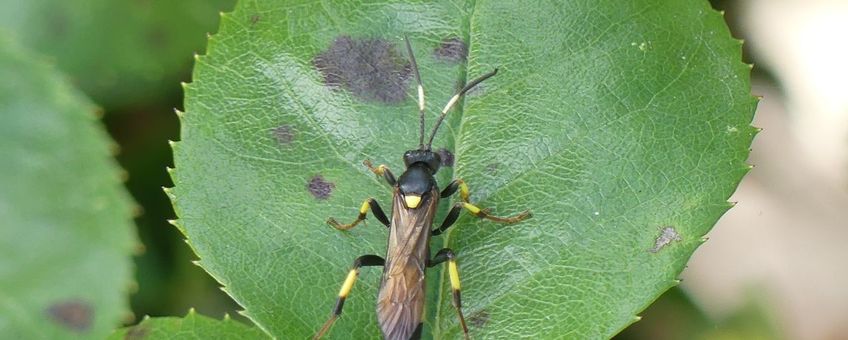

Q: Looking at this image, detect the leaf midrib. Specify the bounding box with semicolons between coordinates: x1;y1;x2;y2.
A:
433;0;478;336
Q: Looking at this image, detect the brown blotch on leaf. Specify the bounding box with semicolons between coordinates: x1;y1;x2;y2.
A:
124;324;149;340
650;227;682;253
46;300;93;332
313;36;412;104
433;37;468;63
272;125;295;145
436;148;454;167
308;175;335;200
468;310;490;328
250;15;261;25
47;10;70;38
146;28;168;49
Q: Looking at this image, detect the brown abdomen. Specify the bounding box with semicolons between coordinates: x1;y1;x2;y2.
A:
376;188;437;340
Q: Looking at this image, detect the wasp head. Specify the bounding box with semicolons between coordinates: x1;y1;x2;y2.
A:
397;149;441;209
402;149;441;173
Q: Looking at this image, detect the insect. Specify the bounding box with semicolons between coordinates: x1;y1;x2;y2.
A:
314;36;531;340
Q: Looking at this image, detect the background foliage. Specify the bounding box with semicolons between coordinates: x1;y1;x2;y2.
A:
0;36;135;339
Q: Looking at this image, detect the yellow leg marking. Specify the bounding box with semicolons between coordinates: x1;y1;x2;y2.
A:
457;180;470;202
363;160;387;176
338;269;358;297
328;199;371;230
448;260;461;290
462;202;481;215
447;258;469;339
462;202;531;224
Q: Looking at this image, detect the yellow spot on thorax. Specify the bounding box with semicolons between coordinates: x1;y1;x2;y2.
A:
405;195;422;208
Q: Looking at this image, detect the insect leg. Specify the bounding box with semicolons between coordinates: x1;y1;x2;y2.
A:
315;255;385;340
327;198;390;230
463;201;531;223
432;203;462;236
363;160;396;186
440;179;470;201
429;249;469;339
440;179;532;223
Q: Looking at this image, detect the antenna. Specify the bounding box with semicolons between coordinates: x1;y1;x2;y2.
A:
426;68;498;148
404;35;426;148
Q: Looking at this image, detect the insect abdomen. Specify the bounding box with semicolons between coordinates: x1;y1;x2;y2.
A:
376;188;437;339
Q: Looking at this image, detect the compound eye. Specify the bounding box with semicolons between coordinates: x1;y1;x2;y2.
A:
429;153;442;171
403;150;415;167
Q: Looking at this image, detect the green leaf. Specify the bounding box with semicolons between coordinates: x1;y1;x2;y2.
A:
0;0;234;108
0;36;136;338
108;310;268;340
171;0;757;338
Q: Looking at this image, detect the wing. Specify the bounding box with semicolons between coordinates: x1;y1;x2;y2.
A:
377;187;438;340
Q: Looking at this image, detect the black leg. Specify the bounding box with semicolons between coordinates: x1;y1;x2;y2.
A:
432;203;462;236
328;198;390;230
440;179;466;199
429;249;469;340
314;255;385;340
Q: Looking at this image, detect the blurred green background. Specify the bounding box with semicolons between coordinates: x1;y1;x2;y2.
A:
0;0;243;324
4;0;846;338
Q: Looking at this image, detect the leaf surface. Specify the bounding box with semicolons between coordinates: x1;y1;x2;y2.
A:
108;310;267;340
171;0;757;338
0;36;136;338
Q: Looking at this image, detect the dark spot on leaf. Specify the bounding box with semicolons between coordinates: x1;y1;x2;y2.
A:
468;310;490;328
46;300;93;332
146;28;168;49
436;148;454;167
250;15;261;25
433;37;467;63
308;175;335;200
485;163;499;174
313;36;412;103
47;10;69;39
272;125;295;145
124;324;149;340
650;227;682;253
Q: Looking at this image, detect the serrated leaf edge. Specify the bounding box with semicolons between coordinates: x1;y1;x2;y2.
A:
166;7;276;340
611;3;761;337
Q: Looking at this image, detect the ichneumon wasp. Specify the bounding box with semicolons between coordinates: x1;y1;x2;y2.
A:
314;36;531;340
